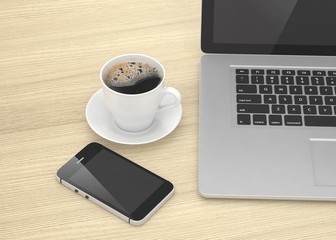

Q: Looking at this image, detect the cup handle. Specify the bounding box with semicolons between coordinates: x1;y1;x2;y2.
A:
158;87;181;112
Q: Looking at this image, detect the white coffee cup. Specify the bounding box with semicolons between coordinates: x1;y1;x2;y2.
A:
100;54;181;132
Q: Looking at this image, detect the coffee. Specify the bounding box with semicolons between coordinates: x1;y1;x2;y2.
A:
104;61;162;94
100;54;182;132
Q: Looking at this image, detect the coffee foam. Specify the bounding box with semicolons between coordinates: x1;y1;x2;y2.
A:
104;61;160;87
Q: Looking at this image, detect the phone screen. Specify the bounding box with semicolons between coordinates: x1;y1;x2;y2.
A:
67;148;165;217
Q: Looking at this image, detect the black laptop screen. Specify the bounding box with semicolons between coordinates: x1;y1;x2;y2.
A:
202;0;336;55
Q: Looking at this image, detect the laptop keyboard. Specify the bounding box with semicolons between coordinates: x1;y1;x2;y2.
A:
235;67;336;127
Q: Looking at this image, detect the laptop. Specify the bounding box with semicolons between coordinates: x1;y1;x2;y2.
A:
199;0;336;200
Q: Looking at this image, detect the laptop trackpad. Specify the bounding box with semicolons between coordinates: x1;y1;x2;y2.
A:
311;139;336;186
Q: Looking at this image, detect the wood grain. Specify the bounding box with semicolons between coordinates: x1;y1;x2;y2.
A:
1;0;336;239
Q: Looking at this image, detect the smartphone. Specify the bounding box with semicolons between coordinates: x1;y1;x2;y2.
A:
56;142;174;226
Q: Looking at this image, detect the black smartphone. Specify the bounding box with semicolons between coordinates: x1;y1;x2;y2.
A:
56;142;174;226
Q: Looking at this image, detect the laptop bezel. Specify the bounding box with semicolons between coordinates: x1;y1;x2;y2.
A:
201;0;336;56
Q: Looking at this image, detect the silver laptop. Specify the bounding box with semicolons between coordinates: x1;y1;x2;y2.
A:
199;0;336;200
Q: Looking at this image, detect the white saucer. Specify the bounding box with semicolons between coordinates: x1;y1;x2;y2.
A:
86;89;182;145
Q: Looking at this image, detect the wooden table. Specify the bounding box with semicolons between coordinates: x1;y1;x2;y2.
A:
1;1;336;239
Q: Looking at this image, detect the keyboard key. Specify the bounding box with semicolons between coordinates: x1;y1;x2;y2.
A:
294;95;308;104
296;76;309;85
325;96;336;105
305;116;336;127
297;70;311;76
267;70;280;75
328;71;336;76
303;105;317;114
266;76;279;84
264;95;277;104
272;105;286;114
319;106;332;115
236;75;249;84
287;105;301;114
237;104;270;114
251;69;265;75
259;85;273;94
326;77;336;85
285;115;303;126
253;115;267;125
274;85;288;94
237;114;251;125
281;76;294;85
313;71;326;76
289;86;303;94
311;76;325;85
236;69;249;74
304;86;318;95
320;86;333;95
309;96;323;105
282;70;295;75
236;94;262;103
236;85;257;93
251;75;264;84
269;115;282;126
279;95;293;104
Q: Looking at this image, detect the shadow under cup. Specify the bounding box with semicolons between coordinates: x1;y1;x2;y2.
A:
100;54;181;132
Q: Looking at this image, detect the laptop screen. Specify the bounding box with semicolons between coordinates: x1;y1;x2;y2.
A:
202;0;336;55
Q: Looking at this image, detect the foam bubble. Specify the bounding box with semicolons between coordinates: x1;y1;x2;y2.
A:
104;61;159;88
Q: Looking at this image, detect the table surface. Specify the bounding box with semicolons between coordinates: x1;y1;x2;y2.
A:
2;1;336;239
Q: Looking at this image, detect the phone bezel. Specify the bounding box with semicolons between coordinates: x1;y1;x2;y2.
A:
57;142;174;221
